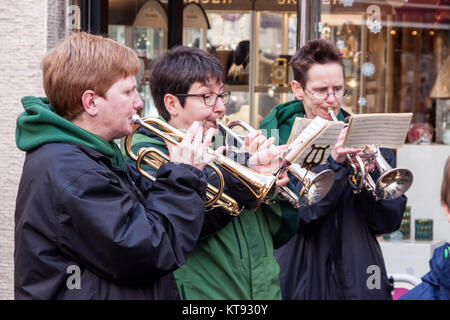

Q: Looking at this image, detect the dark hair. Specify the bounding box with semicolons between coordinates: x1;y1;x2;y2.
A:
442;156;450;207
290;39;344;88
149;45;225;121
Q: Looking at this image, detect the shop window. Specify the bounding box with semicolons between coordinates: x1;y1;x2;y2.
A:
319;1;449;143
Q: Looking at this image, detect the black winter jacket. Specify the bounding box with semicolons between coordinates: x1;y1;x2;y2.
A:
275;148;407;300
15;142;207;299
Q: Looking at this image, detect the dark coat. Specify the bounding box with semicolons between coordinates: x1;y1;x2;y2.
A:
400;243;450;300
15;142;207;300
275;148;407;300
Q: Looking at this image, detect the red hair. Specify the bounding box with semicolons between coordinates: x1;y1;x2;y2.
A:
42;32;140;120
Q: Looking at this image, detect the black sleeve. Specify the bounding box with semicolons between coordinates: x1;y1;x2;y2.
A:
57;162;207;286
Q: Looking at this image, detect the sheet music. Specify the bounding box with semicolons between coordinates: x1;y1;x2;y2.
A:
343;113;413;148
287;117;344;165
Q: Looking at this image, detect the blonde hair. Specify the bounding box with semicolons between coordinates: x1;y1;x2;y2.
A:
442;156;450;207
42;32;141;120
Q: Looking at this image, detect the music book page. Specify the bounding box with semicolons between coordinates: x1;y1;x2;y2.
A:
343;113;413;148
287;117;344;166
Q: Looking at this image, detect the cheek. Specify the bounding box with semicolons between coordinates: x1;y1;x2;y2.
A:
305;100;320;114
195;109;213;120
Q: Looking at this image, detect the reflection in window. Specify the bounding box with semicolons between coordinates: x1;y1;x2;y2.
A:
134;26;166;60
183;27;205;49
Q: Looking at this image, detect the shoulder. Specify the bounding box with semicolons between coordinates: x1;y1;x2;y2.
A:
24;143;110;188
399;281;437;300
260;99;302;129
28;143;100;168
129;132;167;155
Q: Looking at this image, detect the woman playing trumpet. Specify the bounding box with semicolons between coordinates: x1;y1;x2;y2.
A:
260;39;407;300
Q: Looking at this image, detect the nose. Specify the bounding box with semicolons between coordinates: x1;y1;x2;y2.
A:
212;97;226;114
134;91;144;110
325;92;338;104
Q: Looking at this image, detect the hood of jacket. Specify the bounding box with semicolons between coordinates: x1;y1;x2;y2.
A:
422;242;450;295
16;96;126;170
260;99;348;144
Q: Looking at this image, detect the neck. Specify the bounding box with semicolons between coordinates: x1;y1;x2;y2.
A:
72;114;110;142
304;111;313;119
168;117;188;132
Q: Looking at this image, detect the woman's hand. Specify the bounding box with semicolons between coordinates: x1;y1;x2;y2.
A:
331;127;361;164
167;121;224;171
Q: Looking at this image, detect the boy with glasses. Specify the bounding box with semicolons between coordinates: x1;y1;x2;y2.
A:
260;39;407;299
125;45;301;299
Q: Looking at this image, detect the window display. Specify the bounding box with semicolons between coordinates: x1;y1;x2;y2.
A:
105;0;449;143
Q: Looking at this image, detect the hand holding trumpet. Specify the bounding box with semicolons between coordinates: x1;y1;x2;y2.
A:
240;129;290;187
166;121;225;171
330;126;361;164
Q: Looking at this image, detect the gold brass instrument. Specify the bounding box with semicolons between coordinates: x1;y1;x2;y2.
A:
215;119;335;207
125;115;278;214
328;108;413;200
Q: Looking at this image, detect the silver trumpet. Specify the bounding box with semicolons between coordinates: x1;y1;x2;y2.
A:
215;119;335;207
328;108;413;200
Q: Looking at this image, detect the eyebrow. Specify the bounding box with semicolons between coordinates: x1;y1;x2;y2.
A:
311;85;343;89
200;78;224;90
197;84;225;92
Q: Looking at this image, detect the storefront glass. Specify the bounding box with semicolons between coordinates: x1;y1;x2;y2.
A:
106;0;449;142
318;0;450;143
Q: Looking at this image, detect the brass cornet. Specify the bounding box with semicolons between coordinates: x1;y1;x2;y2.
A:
215;119;335;207
125;115;278;215
328;108;413;200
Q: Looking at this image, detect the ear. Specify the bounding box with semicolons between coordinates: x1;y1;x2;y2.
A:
443;202;450;223
291;80;305;100
81;90;98;116
164;93;181;117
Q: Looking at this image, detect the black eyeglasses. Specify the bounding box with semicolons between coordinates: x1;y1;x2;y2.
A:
304;87;350;101
174;91;231;106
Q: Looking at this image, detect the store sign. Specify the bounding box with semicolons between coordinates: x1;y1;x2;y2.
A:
184;4;209;29
276;0;297;4
183;0;405;11
134;0;167;30
185;0;232;3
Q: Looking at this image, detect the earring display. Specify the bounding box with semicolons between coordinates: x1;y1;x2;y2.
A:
399;206;411;239
415;219;433;241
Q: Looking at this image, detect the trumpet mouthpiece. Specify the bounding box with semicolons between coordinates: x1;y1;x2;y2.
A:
327;107;338;122
214;119;223;126
132;114;144;126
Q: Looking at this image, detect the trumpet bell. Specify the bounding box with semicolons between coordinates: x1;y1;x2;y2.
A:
300;169;336;205
287;163;335;206
374;168;413;200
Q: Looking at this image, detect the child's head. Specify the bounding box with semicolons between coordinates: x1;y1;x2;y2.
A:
149;45;225;122
42;32;140;121
442;156;450;222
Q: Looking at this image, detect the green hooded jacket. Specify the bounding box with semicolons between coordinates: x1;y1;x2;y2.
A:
16;96;126;170
126;122;301;299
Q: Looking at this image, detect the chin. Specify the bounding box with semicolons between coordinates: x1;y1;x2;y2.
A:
204;121;217;131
